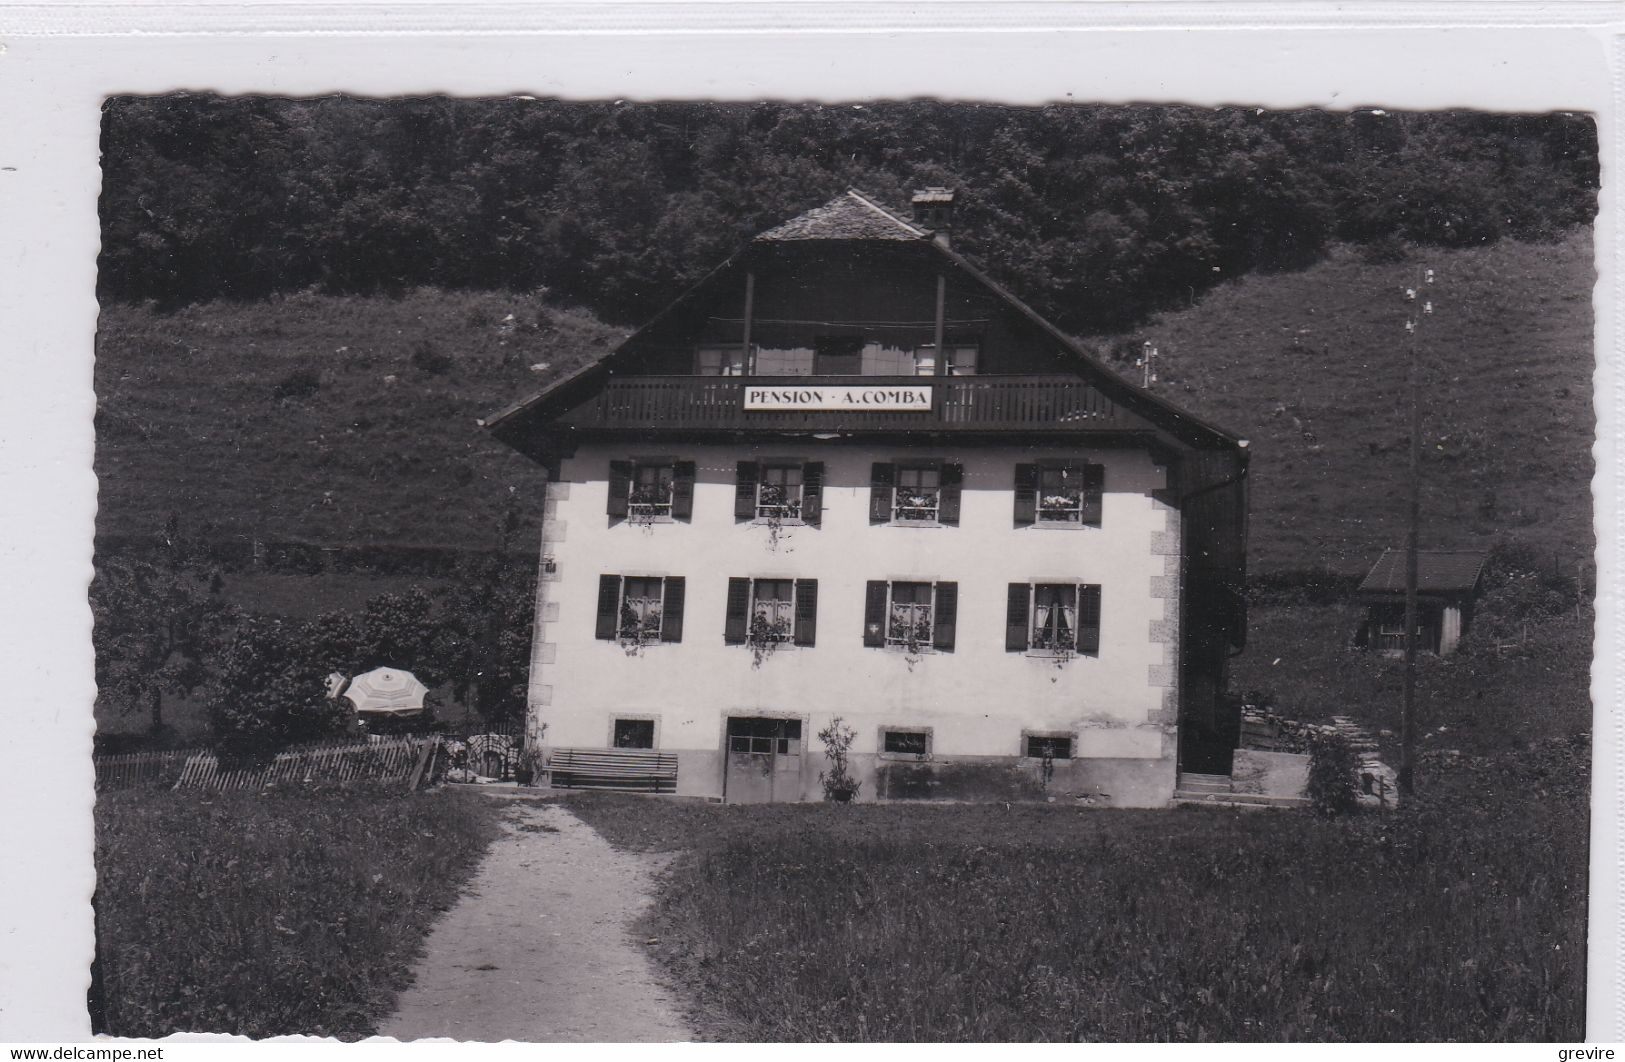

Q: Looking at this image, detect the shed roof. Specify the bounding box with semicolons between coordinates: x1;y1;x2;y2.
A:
755;190;927;242
1358;550;1488;595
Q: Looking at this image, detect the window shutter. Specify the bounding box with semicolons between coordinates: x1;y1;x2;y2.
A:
1006;583;1031;651
595;575;621;640
801;462;824;527
734;461;759;521
671;461;697;520
938;463;964;525
863;581;888;647
793;579;818;646
869;463;895;524
607;461;632;519
660;576;685;643
723;578;751;645
1077;584;1102;654
932;582;958;652
1013;463;1037;526
1081;463;1105;526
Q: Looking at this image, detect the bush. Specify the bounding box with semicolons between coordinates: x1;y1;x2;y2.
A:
1306;729;1361;817
817;717;861;802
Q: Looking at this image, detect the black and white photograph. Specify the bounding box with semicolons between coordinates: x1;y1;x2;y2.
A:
0;7;1615;1047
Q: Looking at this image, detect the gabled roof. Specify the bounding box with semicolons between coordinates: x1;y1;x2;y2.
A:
483;189;1247;453
756;190;927;242
1358;550;1488;595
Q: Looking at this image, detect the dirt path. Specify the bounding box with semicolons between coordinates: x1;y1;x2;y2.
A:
378;799;693;1042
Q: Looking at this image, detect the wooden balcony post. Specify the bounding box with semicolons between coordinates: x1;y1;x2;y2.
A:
741;270;755;374
933;273;946;376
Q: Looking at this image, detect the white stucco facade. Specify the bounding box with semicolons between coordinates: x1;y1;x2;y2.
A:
527;440;1183;805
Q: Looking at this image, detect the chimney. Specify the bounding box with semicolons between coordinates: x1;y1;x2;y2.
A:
911;187;956;247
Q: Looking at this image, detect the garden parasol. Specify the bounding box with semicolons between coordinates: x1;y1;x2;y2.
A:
343;666;429;715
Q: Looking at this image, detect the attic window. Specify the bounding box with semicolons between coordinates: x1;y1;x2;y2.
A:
696;345;746;376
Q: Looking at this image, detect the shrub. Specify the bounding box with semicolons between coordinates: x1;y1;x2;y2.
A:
1306;729;1361;817
271;367;321;400
817;716;861;802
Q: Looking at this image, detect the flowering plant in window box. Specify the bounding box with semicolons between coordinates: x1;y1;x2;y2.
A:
617;603;662;653
755;483;802;519
627;484;672;526
887;607;934;656
894;491;940;521
1038;491;1082;521
746;610;793;668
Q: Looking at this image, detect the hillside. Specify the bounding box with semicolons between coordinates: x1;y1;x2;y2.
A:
93;232;1595;574
1098;230;1595;573
93;289;626;553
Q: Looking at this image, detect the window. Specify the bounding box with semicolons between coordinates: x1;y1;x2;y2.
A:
736;461;823;525
594;575;686;645
695;345;747;376
864;580;958;652
1025;735;1073;759
869;462;963;526
882;729;930;757
887;582;934;648
757;465;803;520
613;719;655;749
751;579;795;643
727;717;801;755
1014;461;1104;527
893;465;940;522
913;343;979;376
619;577;666;644
1006;583;1102;654
608;460;695;522
725;577;818;647
629;464;674;519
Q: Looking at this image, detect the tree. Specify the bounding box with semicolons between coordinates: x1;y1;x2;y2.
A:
90;552;238;736
208;616;351;763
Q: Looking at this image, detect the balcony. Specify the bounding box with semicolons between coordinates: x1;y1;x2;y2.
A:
558;375;1150;435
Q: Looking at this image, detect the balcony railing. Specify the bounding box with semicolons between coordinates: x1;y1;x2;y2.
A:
562;375;1139;433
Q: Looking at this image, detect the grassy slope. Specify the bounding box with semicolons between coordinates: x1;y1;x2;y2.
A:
1098;231;1595;573
94;234;1593;574
94;289;627;551
94;785;502;1038
567;789;1587;1041
1230;602;1592;758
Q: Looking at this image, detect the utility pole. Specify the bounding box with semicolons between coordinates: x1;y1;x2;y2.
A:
1399;268;1434;800
1137;341;1159;388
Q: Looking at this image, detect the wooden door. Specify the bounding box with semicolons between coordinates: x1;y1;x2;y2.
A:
723;717;803;803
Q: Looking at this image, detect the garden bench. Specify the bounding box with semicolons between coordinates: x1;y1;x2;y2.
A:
546;747;679;792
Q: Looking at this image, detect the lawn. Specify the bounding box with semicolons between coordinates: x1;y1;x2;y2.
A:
566;759;1587;1042
93;784;502;1038
1230;600;1593;760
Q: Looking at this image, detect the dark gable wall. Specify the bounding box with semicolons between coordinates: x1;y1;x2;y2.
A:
614;242;1078;376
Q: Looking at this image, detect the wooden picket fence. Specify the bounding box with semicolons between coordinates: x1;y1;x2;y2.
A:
93;748;193;791
95;737;434;792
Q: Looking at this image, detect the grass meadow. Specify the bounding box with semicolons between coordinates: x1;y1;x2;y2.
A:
93;784;501;1038
568;756;1588;1042
1101;231;1593;572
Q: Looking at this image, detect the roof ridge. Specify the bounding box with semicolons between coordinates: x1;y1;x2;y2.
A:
843;188;928;237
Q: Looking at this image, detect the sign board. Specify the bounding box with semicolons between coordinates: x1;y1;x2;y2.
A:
743;386;933;412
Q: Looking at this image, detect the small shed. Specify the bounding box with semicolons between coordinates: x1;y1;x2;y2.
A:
1354;549;1487;656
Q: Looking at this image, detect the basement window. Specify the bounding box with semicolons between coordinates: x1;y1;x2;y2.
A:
1025;735;1073;760
882;730;930;757
613;719;655;749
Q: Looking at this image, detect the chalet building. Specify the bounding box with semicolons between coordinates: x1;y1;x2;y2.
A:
484;189;1250;806
1354;549;1487;657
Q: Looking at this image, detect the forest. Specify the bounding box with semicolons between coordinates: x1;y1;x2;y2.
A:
98;97;1597;334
